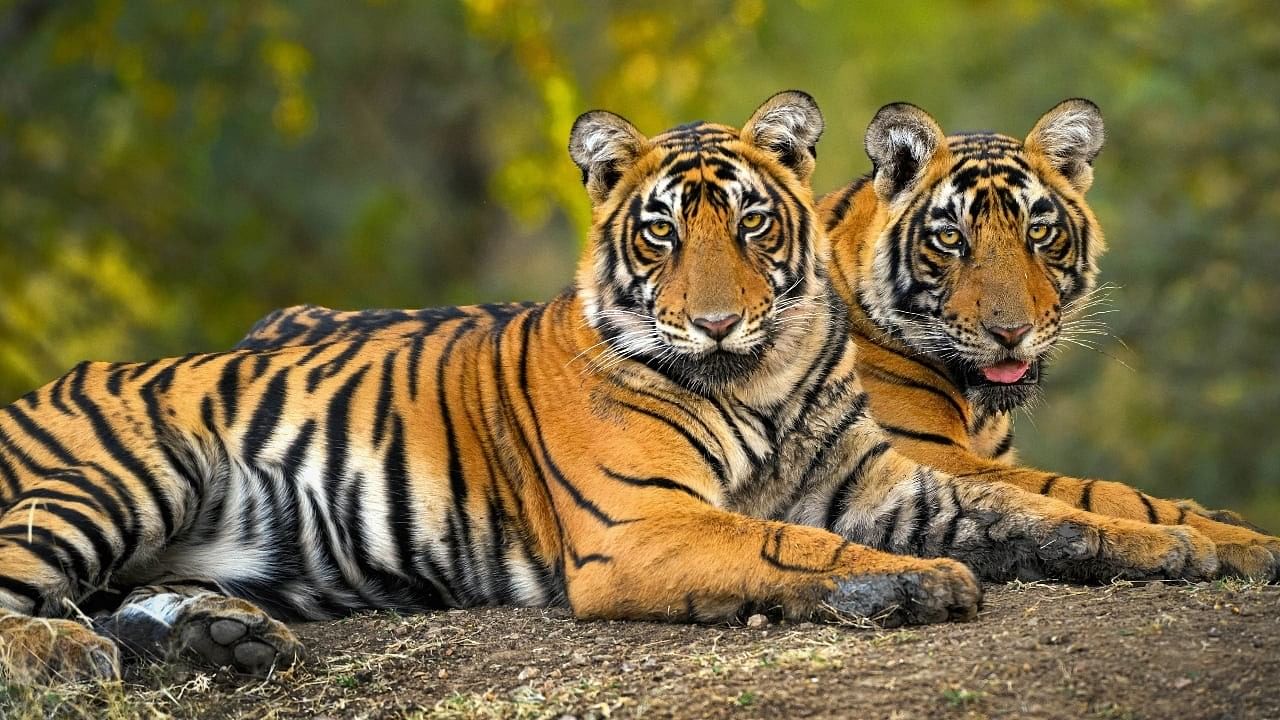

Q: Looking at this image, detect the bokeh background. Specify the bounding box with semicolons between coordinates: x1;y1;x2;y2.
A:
2;0;1277;528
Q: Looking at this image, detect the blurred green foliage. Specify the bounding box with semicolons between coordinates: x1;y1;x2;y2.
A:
1;0;1277;527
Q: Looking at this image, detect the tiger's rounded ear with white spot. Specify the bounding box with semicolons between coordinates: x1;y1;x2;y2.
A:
1025;98;1105;193
865;102;946;204
741;90;825;182
569;110;649;205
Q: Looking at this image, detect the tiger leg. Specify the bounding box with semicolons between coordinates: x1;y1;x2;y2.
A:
960;466;1280;581
94;580;303;676
566;505;981;629
888;438;1280;582
802;425;1221;583
0;466;155;683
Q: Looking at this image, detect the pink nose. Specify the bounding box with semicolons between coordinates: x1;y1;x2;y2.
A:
984;323;1032;349
692;313;742;341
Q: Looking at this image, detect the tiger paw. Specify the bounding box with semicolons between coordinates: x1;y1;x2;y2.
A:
827;559;981;627
171;595;304;676
989;513;1218;582
1083;519;1219;580
0;614;119;684
1185;518;1280;582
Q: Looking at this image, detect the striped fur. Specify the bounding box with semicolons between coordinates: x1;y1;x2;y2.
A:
2;94;1265;685
0;92;987;684
819;99;1280;578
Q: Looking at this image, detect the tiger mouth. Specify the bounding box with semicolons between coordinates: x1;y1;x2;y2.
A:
964;360;1041;389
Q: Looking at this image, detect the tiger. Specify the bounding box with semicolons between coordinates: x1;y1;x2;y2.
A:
818;98;1280;569
238;108;1271;585
0;91;1250;687
1;90;987;684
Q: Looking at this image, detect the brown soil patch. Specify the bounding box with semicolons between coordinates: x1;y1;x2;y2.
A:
3;580;1278;719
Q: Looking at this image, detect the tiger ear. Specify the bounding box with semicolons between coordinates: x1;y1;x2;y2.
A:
740;90;825;181
569;110;649;205
865;102;945;203
1025;98;1105;193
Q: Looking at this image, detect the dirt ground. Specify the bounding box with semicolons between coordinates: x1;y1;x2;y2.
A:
3;580;1278;720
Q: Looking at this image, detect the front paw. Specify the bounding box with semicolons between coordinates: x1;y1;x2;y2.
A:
1189;520;1280;582
0;614;119;684
826;559;981;627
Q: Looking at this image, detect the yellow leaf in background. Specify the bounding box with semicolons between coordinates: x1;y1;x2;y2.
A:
273;92;316;140
262;39;312;84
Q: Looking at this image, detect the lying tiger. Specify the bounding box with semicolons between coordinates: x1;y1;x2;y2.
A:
240;97;1279;583
0;92;1260;686
819;99;1279;560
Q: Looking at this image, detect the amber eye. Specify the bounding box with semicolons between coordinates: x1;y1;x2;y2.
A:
935;228;964;249
647;220;674;239
1027;223;1053;243
740;211;767;231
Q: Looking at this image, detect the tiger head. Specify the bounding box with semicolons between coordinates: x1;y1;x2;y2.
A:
857;99;1107;413
571;91;828;394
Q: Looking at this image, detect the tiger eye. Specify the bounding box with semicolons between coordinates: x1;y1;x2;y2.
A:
648;220;673;238
936;229;963;247
740;212;765;230
1027;223;1051;242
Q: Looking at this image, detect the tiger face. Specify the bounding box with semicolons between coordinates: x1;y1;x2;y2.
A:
859;100;1106;413
571;91;826;392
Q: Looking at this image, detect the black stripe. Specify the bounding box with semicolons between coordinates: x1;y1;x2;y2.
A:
217;354;247;427
938;484;963;552
65;363;178;538
0;575;43;607
371;350;398;448
862;364;967;421
1138;491;1159;524
240;368;292;461
824;441;891;531
991;428;1015;458
438;321;477;588
600;466;711;505
613;399;727;487
1;404;77;465
881;423;959;447
0;525;91;587
517;310;629;528
1039;475;1061;496
1080;480;1096;512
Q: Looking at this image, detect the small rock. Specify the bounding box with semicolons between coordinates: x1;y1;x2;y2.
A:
1207;627;1220;637
438;669;448;679
620;662;635;672
746;614;770;629
549;668;563;678
1041;634;1069;646
1172;677;1192;689
517;666;539;681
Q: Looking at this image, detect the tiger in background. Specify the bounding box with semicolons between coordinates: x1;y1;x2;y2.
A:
239;98;1279;587
818;99;1280;567
2;90;1246;686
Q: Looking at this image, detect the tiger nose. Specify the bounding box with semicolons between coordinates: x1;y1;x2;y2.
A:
984;323;1032;349
692;313;742;341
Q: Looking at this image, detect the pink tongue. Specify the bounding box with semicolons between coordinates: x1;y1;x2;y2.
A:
981;360;1030;384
